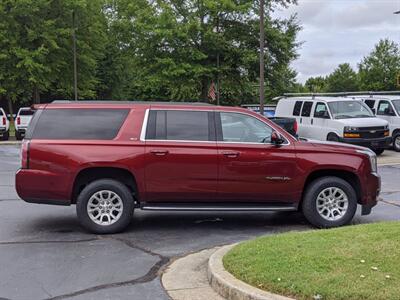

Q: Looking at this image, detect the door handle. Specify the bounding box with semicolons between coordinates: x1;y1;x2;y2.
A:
222;151;240;158
150;149;169;156
311;118;313;125
300;117;302;124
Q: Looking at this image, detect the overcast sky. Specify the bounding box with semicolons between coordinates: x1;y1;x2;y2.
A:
272;0;400;83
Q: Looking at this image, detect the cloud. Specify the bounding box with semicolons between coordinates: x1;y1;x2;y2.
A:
273;0;400;83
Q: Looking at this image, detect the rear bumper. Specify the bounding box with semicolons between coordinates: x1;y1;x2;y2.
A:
16;127;27;133
361;172;380;215
339;136;392;149
16;168;71;205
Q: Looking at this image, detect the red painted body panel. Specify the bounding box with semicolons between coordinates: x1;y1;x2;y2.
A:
16;102;379;209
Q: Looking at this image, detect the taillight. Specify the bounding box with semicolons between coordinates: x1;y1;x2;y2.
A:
21;140;30;169
2;117;5;126
293;120;298;134
17;117;20;125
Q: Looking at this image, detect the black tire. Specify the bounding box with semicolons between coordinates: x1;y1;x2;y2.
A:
76;179;134;234
373;148;384;156
327;133;339;142
2;131;9;141
15;131;22;141
393;132;400;152
302;176;357;228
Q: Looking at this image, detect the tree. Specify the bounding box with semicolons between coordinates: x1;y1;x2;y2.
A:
325;63;359;92
304;76;327;92
0;0;107;113
358;39;400;91
100;0;300;104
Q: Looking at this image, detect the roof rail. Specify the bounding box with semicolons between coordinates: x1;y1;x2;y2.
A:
283;91;400;98
51;100;214;106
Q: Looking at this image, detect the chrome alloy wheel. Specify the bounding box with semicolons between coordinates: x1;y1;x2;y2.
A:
316;187;349;221
87;190;124;226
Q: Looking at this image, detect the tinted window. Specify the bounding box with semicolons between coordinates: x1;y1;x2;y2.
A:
220;112;273;143
19;109;35;116
314;102;329;118
364;100;375;110
377;101;395;116
301;101;313;117
32;109;129;140
146;110;212;141
293;101;303;116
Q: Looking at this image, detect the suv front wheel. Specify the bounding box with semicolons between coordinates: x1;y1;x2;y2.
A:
302;176;357;228
76;179;134;234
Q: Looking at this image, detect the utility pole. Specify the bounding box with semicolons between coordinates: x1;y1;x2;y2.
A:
72;10;78;101
259;0;265;115
216;14;221;106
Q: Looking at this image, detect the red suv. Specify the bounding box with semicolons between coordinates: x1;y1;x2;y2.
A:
16;101;380;233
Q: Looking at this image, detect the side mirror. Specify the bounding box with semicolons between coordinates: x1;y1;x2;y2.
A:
371;108;376;115
323;110;330;119
271;131;285;146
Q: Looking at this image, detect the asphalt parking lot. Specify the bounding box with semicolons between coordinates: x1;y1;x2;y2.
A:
1;144;400;300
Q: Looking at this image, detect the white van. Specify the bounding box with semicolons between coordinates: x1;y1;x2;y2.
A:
275;96;391;154
354;95;400;152
0;108;10;141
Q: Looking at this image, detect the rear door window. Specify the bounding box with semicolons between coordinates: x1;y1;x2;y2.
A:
31;109;129;140
292;101;303;116
146;110;214;141
301;101;313;117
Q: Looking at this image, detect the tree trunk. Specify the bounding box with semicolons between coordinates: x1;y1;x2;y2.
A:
200;77;208;102
7;98;14;123
33;86;40;104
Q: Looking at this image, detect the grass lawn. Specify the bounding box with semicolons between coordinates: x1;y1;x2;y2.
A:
223;222;400;300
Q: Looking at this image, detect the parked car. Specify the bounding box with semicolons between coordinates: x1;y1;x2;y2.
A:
355;95;400;152
0;108;10;141
275;96;391;155
15;107;35;140
241;104;297;136
16;101;380;234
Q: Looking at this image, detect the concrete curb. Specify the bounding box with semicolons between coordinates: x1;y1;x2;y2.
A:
208;244;294;300
0;141;21;145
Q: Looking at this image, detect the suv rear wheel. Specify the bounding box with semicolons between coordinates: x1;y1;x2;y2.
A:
302;176;357;228
76;179;134;234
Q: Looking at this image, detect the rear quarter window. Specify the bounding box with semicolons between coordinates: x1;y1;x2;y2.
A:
30;108;129;140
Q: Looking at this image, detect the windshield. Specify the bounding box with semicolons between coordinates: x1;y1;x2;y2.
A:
392;100;400;115
328;101;374;119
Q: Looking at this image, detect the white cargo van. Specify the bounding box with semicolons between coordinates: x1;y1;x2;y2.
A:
275;96;391;154
355;95;400;152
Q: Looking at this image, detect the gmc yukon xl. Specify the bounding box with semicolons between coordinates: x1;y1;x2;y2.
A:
16;101;380;234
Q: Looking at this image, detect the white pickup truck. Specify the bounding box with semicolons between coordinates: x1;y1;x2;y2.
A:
15;107;35;140
0;108;10;141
